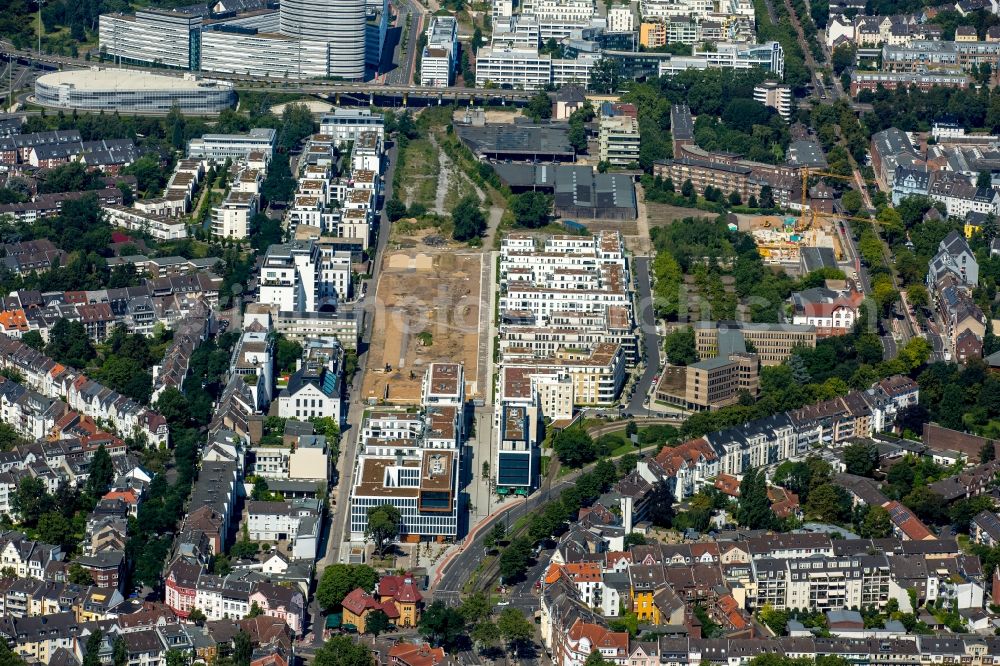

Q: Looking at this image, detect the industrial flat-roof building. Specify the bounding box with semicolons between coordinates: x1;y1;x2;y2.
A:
491;163;638;220
456;121;575;162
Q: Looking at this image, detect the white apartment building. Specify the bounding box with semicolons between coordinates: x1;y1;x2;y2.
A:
493;0;514;22
351;132;383;173
503;344;626;406
277;338;344;423
640;0;715;19
492;15;542;48
319;109;385;146
607;6;635;32
318;245;352;303
102;205;188;241
246;499;318;542
529;0;596;23
259;240;323;313
188;128;277;160
211;191;259;239
552;54;601;88
753;81;792;119
250;445;291;479
421;16;458;87
475;47;552;90
658;41;785;78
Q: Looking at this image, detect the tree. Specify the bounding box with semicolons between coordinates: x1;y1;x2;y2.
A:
460;592;492;625
758;604;790;635
510;192;552;228
165;651;189;666
681;179;695;199
419;600;466;651
907;284;929;308
314;635;374;666
86;444;114;498
525;91;553;121
569;121;588;152
452;195;486;242
69;563;96;586
365;504;402;556
860;504;893;538
735;467;775;530
979;171;993;188
497;607;534;657
648;483;676;528
316;564;378;611
624;532;647;547
187;608;206;624
843;440;878;477
83;631;103;666
904;486;947;525
498;536;533;582
21;331;43;351
664;326;698;365
842;190;863;215
589;58;623;94
233;631;252;666
112;637;127;666
982;441;996;464
805;483;852;523
759;185;775;209
37;511;71;549
45;318;95;368
831;42;856;74
585;651;610;666
484;522;506;550
365;609;392;636
552;426;596;468
386;198;407;222
472;620;501;652
12;476;53;526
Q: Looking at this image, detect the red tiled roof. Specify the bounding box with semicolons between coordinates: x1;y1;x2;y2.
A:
388;642;446;666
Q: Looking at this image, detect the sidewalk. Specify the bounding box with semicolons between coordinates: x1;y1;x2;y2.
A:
429;495;520;589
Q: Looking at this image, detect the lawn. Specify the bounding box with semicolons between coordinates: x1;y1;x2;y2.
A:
399;138;438;208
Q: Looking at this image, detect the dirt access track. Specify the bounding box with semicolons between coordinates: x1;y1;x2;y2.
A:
362;229;484;405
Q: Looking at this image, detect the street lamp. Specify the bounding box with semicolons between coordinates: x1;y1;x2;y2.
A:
37;1;44;56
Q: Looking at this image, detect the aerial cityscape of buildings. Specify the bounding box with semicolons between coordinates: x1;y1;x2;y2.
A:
11;0;1000;662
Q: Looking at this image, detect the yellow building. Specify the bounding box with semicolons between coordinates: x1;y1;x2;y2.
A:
629;565;666;623
639;22;666;48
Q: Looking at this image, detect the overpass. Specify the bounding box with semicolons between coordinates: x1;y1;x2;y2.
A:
1;44;535;107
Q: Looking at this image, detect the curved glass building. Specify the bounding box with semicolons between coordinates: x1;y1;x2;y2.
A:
280;0;367;80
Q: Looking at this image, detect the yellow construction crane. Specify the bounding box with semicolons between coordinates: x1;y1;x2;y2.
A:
797;167;875;232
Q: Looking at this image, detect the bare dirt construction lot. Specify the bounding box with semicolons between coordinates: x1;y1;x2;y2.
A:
362;228;483;405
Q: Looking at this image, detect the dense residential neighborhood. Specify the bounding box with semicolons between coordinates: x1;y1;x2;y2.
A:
15;0;1000;662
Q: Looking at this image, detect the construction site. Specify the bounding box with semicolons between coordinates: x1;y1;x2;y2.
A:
735;214;845;270
361;228;485;405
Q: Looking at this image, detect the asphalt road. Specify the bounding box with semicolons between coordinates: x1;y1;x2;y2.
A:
385;0;425;86
625;256;660;416
321;139;398;571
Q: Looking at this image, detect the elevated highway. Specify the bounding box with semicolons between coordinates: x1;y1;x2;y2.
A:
0;44;533;107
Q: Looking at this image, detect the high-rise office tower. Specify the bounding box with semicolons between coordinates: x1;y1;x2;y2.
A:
280;0;367;80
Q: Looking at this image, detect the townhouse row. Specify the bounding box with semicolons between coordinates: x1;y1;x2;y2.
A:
0;335;168;447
